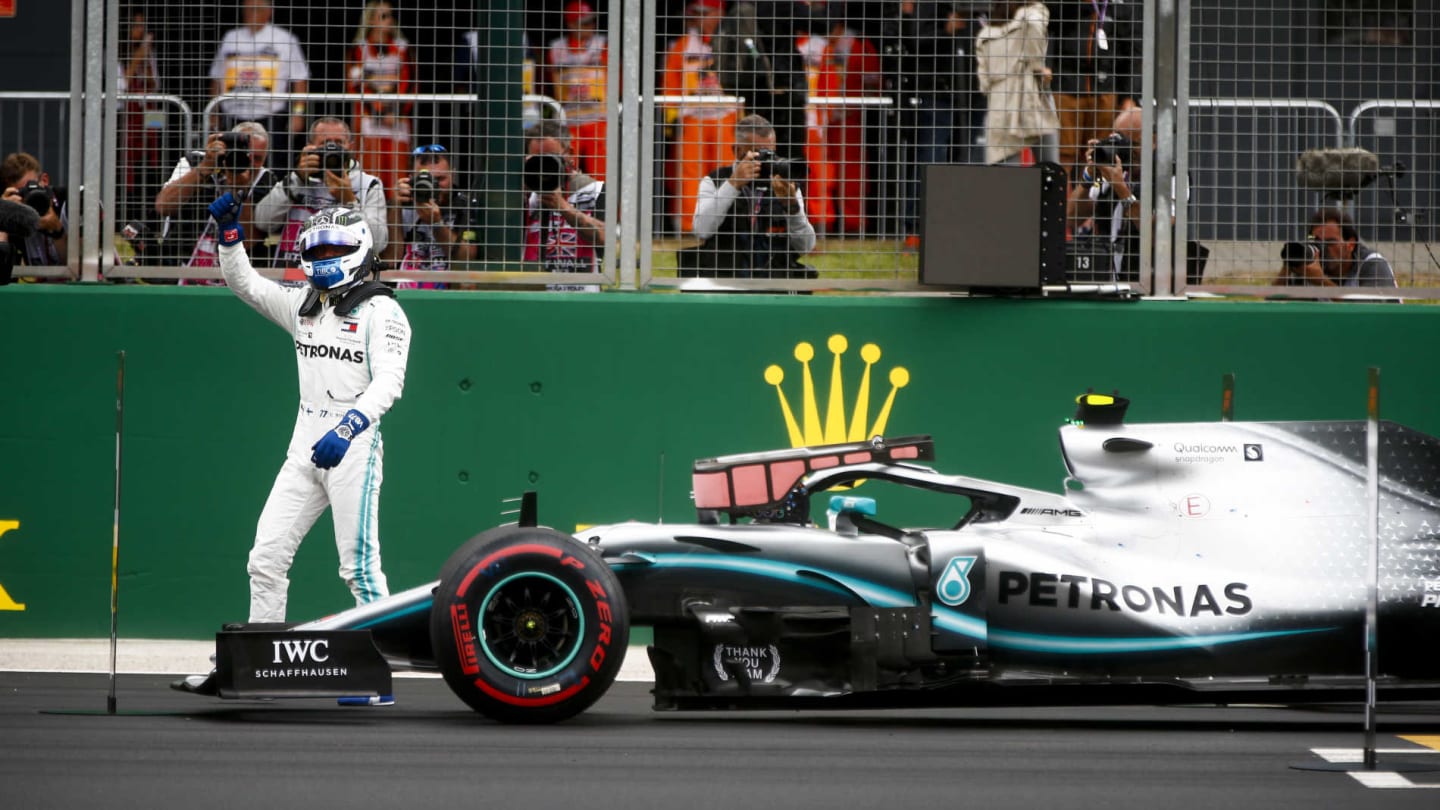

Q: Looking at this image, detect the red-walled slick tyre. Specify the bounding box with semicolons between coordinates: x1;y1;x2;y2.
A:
430;525;629;723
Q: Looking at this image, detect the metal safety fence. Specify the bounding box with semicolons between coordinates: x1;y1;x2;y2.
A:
3;0;1436;298
1183;0;1439;297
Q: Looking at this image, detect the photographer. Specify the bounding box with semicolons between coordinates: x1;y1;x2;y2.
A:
522;121;607;273
384;144;477;287
684;113;816;278
1275;207;1397;288
1067;108;1141;282
154;122;274;269
0;151;69;274
1047;0;1141;181
256;117;388;268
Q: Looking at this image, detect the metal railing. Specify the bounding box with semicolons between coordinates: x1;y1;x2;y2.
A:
1186;97;1348;254
1343;100;1440;285
2;90;197;279
1346;99;1440;145
0;90;196;187
1179;98;1439;294
110;91;895;288
200;92;566;144
103;91;573;283
1190;97;1345;148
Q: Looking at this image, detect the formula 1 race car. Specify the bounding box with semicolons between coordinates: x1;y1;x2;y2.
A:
177;394;1440;722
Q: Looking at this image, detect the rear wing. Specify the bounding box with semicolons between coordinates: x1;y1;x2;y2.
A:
692;435;935;522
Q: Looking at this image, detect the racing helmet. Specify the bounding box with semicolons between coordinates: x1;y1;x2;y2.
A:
297;207;374;291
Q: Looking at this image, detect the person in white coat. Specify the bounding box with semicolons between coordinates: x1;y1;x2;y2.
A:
976;1;1061;166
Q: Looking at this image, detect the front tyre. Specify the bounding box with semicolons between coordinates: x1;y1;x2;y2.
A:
430;525;629;723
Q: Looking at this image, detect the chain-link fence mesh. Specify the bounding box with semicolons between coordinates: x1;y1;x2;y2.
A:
1187;0;1438;291
3;0;1436;294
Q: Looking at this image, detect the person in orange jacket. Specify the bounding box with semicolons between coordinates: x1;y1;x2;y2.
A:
661;0;739;233
547;1;609;179
796;23;835;233
345;0;416;195
818;8;881;235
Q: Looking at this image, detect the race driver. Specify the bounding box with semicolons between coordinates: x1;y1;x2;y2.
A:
208;191;411;623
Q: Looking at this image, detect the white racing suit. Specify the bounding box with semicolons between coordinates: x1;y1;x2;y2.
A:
220;242;411;622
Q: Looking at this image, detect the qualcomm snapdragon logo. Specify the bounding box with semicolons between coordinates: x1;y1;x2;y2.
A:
763;335;911;448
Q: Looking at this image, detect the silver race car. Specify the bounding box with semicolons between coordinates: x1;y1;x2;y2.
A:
178;394;1440;722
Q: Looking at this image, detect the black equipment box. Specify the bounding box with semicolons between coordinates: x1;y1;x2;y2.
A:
919;162;1068;290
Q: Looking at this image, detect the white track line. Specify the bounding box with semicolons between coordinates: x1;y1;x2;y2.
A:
1309;747;1440;790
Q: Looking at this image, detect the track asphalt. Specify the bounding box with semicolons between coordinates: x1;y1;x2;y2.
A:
3;644;1440;810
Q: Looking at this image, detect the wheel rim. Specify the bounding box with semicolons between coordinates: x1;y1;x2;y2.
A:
477;572;585;679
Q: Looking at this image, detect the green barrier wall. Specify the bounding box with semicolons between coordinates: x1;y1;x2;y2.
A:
3;286;1439;638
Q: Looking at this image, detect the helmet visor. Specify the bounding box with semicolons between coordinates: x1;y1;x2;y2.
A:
299;227;362;263
299;226;365;290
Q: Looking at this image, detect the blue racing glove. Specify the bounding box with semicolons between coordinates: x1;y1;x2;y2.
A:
311;409;370;470
208;192;244;246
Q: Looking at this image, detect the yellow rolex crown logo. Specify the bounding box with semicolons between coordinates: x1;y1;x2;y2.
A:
764;335;910;448
0;520;24;611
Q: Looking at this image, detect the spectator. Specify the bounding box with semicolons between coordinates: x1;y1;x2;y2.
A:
118;7;162;224
1066;106;1141;281
547;0;609;179
0;223;13;285
1275;207;1397;288
711;2;809;162
0;151;69;272
209;0;310;166
795;15;836;232
0;197;40;285
683;113;816;278
661;0;739;234
747;2;825;159
1047;0;1140;181
451;28;542;193
522;120;607;273
256;117;388;268
346;0;415;195
976;1;1061;167
881;0;976;248
819;8;881;235
154;122;274;272
384;144;478;287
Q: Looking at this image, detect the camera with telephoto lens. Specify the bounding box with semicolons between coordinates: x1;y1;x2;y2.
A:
522;153;566;194
320;142;350;174
1281;236;1321;267
218;131;250;170
19;180;52;216
411;169;435;205
1093;133;1131;168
